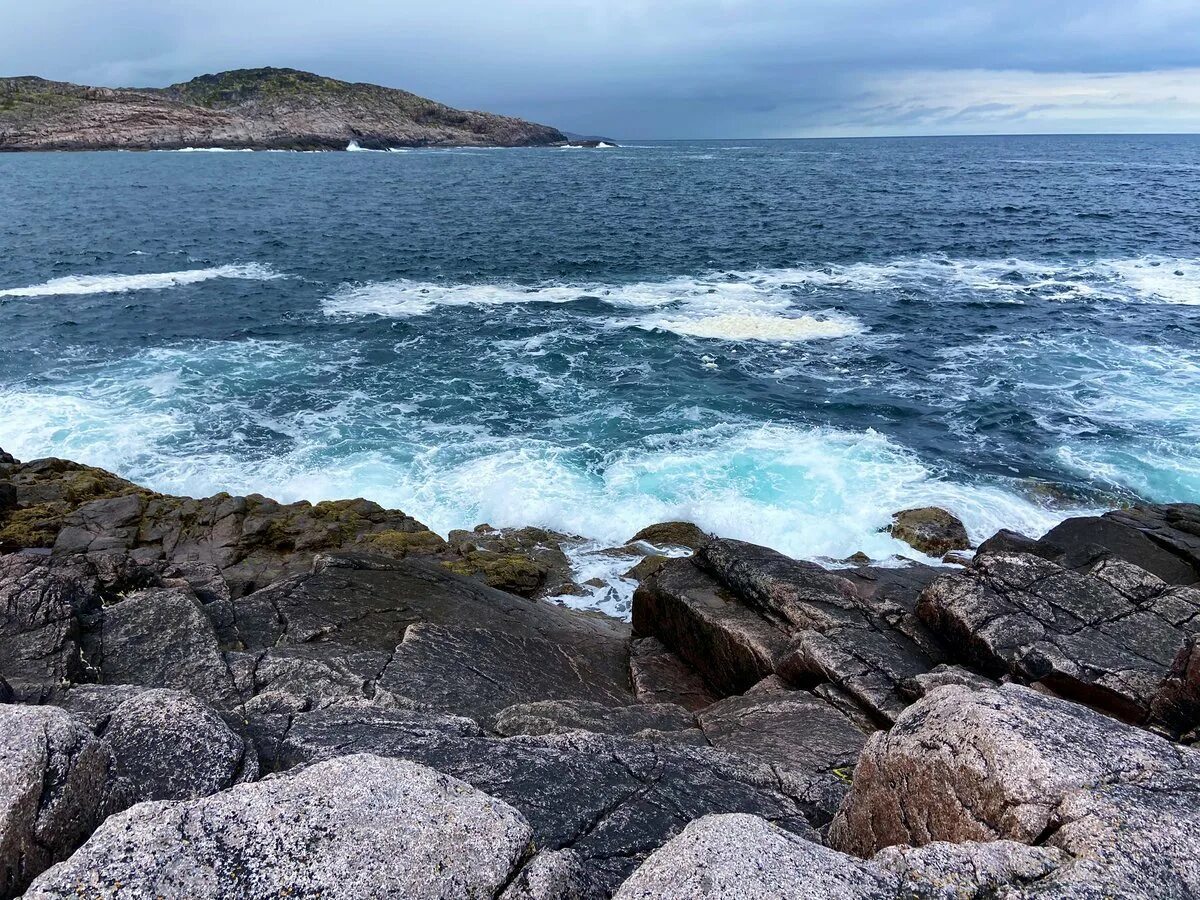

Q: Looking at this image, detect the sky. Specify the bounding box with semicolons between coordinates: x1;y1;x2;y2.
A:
5;0;1200;139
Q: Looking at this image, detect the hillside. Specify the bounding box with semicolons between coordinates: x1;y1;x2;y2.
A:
0;67;567;151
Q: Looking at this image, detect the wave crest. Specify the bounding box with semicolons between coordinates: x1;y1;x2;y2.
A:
0;264;282;299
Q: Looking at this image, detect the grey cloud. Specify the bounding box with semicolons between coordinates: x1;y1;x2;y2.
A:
3;1;1200;137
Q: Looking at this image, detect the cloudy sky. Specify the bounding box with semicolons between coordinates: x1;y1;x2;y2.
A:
6;0;1200;138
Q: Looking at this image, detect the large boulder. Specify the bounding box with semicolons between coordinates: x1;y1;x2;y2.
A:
887;507;970;557
628;522;711;551
829;683;1200;898
918;552;1200;729
273;705;820;893
0;705;110;899
25;754;533;900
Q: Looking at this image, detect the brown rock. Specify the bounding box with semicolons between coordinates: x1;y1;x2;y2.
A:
887;507;970;557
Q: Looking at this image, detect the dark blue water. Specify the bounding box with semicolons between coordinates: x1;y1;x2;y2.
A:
2;136;1199;610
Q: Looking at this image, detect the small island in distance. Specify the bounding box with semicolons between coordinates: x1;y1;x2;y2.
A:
0;66;584;151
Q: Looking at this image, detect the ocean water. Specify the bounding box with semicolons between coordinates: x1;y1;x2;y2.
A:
2;136;1199;612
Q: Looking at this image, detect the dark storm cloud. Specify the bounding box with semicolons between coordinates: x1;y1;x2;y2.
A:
5;1;1200;137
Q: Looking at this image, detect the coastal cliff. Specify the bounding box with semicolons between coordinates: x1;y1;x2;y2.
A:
0;67;567;151
2;447;1199;898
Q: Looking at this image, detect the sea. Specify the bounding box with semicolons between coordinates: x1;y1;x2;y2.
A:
2;136;1198;615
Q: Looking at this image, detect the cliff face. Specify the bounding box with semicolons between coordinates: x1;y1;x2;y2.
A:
0;67;566;151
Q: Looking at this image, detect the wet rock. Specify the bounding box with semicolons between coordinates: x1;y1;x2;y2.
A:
97;689;258;814
628;522;711;550
1154;634;1200;733
888;507;970;557
446;525;580;598
975;527;1043;558
1038;503;1200;585
613;813;900;900
634;558;791;695
0;705;110;899
829;683;1200;898
24;753;534;900
623;554;668;582
378;622;633;724
917;552;1200;728
495;699;698;740
697;684;868;775
276;706;818;894
628;637;719;711
97;586;239;708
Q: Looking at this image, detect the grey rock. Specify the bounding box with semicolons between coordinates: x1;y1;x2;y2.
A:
0;705;110;899
275;706;818;894
628;637;718;712
379;622;632;725
54;683;151;729
25;753;534;899
495;699;698;739
872;840;1070;898
697;686;868;775
0;553;99;702
1154;634;1200;733
917;552;1200;728
900;664;998;701
613;813;900;899
97;586;239;708
501;849;605;900
99;689;258;813
1037;503;1200;585
888;507;971;557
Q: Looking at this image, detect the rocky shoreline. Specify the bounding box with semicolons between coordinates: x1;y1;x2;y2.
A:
1;446;1198;898
0;68;566;152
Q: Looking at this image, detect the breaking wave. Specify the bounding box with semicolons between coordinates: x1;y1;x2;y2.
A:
0;264;282;298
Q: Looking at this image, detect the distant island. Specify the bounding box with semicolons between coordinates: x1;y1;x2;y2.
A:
0;67;570;151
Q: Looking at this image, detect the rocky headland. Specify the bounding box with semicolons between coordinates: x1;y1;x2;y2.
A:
0;68;567;151
2;446;1199;898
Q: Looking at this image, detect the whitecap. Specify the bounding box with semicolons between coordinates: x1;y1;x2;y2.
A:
641;311;864;342
0;263;283;298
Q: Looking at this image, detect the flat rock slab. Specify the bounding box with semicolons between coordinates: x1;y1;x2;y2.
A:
379;622;633;725
918;552;1200;728
495;699;699;740
25;754;533;900
0;705;110;899
275;706;818;894
697;688;868;775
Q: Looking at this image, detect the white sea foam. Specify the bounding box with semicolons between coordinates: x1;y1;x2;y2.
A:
160;147;255;153
640;311;864;342
0;264;283;298
322;273;867;342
